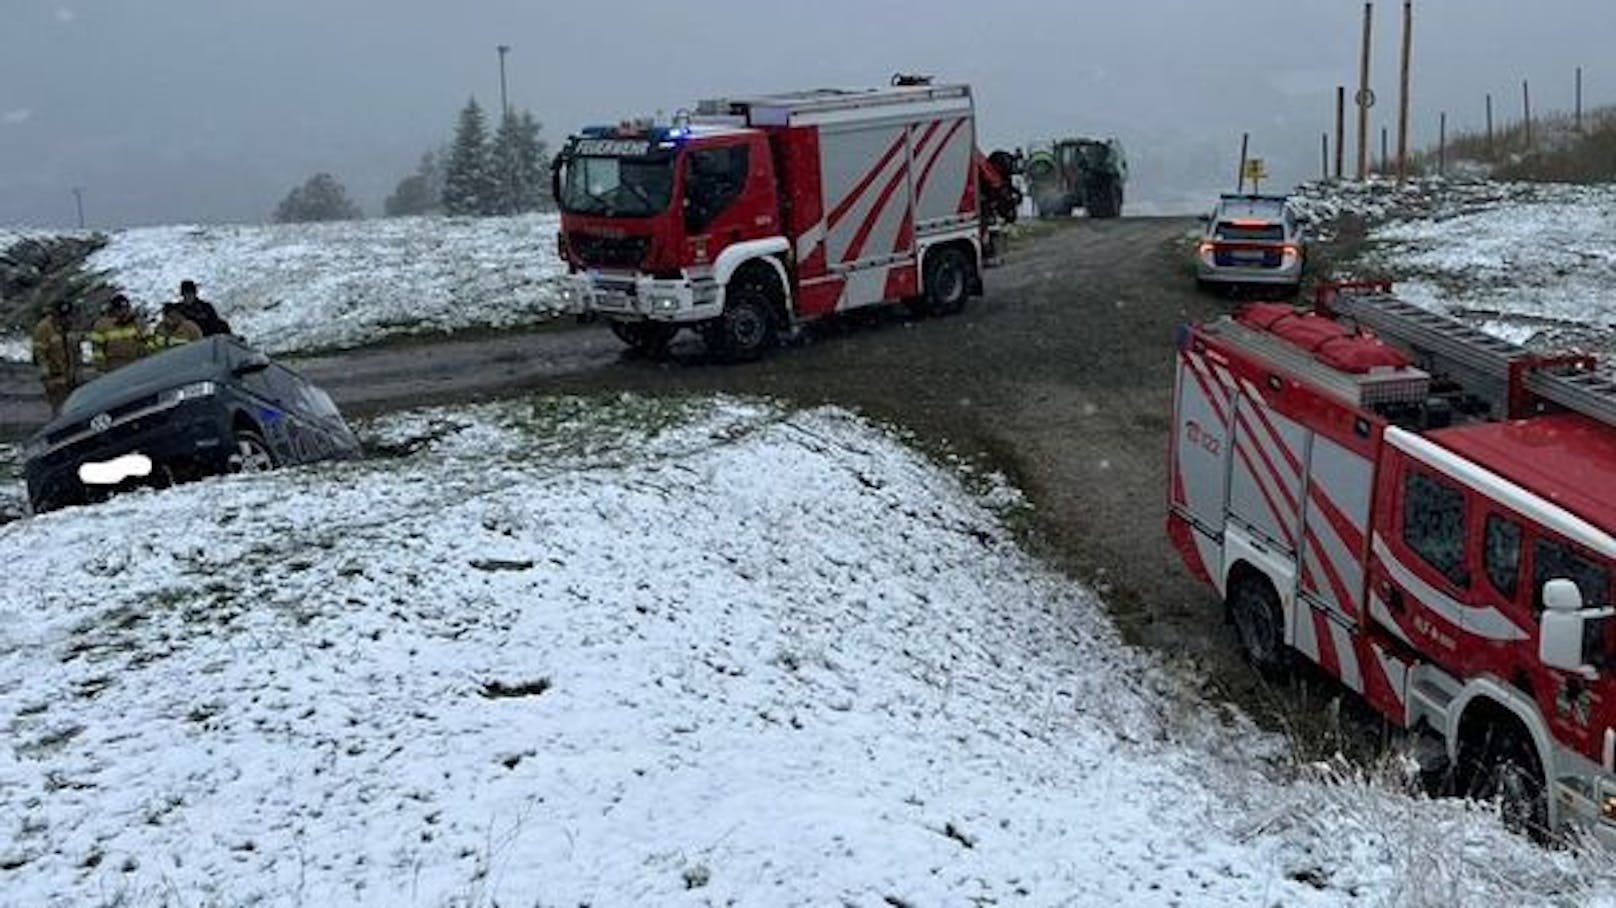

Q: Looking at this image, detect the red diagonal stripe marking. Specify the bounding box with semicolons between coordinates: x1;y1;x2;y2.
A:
827;132;908;230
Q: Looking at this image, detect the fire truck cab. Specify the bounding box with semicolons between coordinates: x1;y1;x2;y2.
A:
1169;282;1616;844
552;81;999;361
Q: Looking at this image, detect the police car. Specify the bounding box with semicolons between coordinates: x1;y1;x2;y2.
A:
1194;194;1308;292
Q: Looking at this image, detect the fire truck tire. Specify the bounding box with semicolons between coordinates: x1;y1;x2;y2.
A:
924;246;972;316
610;321;677;356
707;279;777;362
1227;573;1288;673
1461;723;1550;842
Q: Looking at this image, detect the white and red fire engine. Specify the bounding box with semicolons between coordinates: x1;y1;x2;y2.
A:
1170;280;1616;842
551;78;1019;360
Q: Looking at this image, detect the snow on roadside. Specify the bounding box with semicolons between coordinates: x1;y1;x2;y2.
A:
79;213;567;357
1296;179;1616;353
0;396;1611;906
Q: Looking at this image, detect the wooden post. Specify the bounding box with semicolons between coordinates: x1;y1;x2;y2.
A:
1396;0;1413;182
1576;66;1584;133
1381;127;1389;174
1356;2;1374;180
1335;85;1346;179
1237;132;1250;192
1524;79;1533;150
1439;111;1446;176
1322;132;1331;181
1486;93;1494;158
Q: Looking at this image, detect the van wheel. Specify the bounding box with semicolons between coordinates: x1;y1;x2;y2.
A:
706;279;776;362
228;429;277;474
924;247;971;316
1228;574;1288;673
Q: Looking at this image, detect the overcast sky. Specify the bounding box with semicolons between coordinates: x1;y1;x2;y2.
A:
2;0;1610;228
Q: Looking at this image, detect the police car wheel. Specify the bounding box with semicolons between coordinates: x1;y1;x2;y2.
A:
228;430;277;474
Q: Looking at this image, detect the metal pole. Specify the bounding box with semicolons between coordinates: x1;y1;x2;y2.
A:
496;44;510;122
1439;111;1446;175
1356;2;1374;180
1523;79;1533;150
497;44;512;213
1322;133;1331;181
1576;66;1584;132
72;187;84;229
1396;0;1413;183
1486;93;1494;158
1237;132;1249;192
1381;127;1389;174
1334;85;1346;180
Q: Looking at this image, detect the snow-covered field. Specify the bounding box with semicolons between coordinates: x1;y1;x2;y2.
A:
1;213;567;361
2;396;1610;906
1296;179;1616;343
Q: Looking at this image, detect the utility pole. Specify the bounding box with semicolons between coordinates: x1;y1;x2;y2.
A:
1396;0;1413;183
496;44;512;214
72;187;85;229
1486;93;1494;159
1334;85;1346;179
1576;66;1584;132
496;44;511;122
1523;79;1533;150
1439;111;1447;176
1356;2;1374;180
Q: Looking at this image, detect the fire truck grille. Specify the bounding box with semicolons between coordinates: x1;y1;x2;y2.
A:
568;233;650;270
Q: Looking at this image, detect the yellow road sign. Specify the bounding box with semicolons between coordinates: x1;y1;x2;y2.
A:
1243;158;1268;182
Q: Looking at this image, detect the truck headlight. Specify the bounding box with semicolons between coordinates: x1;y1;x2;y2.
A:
648;293;682;312
159;380;217;406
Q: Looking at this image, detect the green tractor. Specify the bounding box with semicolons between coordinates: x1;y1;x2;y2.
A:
1025;138;1128;219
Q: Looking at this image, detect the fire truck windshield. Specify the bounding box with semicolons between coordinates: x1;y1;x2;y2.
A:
558;153;675;218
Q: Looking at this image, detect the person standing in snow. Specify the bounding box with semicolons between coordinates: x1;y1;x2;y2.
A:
32;298;83;413
173;279;232;337
88;293;149;374
149;304;204;351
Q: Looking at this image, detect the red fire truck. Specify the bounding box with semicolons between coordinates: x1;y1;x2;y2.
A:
1169;281;1616;843
551;79;1018;360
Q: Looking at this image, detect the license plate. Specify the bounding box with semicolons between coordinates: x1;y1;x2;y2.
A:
1229;251;1266;264
78;453;153;486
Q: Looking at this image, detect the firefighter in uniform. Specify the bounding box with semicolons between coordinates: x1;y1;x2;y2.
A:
88;293;149;374
149;304;204;350
32;298;82;413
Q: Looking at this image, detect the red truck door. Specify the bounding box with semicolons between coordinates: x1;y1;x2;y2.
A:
681;136;778;265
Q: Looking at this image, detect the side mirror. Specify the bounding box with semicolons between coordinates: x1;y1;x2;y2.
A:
233;352;271;376
1541;579;1596;678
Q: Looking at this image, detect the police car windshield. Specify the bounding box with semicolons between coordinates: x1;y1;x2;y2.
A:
559;141;676;218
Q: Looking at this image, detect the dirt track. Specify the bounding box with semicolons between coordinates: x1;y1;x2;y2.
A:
1;219;1252;679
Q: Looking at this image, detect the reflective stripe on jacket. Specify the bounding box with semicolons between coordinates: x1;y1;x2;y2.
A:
89;317;149;370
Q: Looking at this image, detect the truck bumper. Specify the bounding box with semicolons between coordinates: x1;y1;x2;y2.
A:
563;273;723;324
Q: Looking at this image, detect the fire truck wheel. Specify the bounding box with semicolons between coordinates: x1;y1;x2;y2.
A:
1228;574;1288;673
708;280;777;362
1464;727;1550;842
610;321;677;356
924;247;972;316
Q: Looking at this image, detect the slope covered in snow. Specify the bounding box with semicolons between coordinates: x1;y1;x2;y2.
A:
0;214;568;362
1296;179;1616;344
1;396;1610;906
